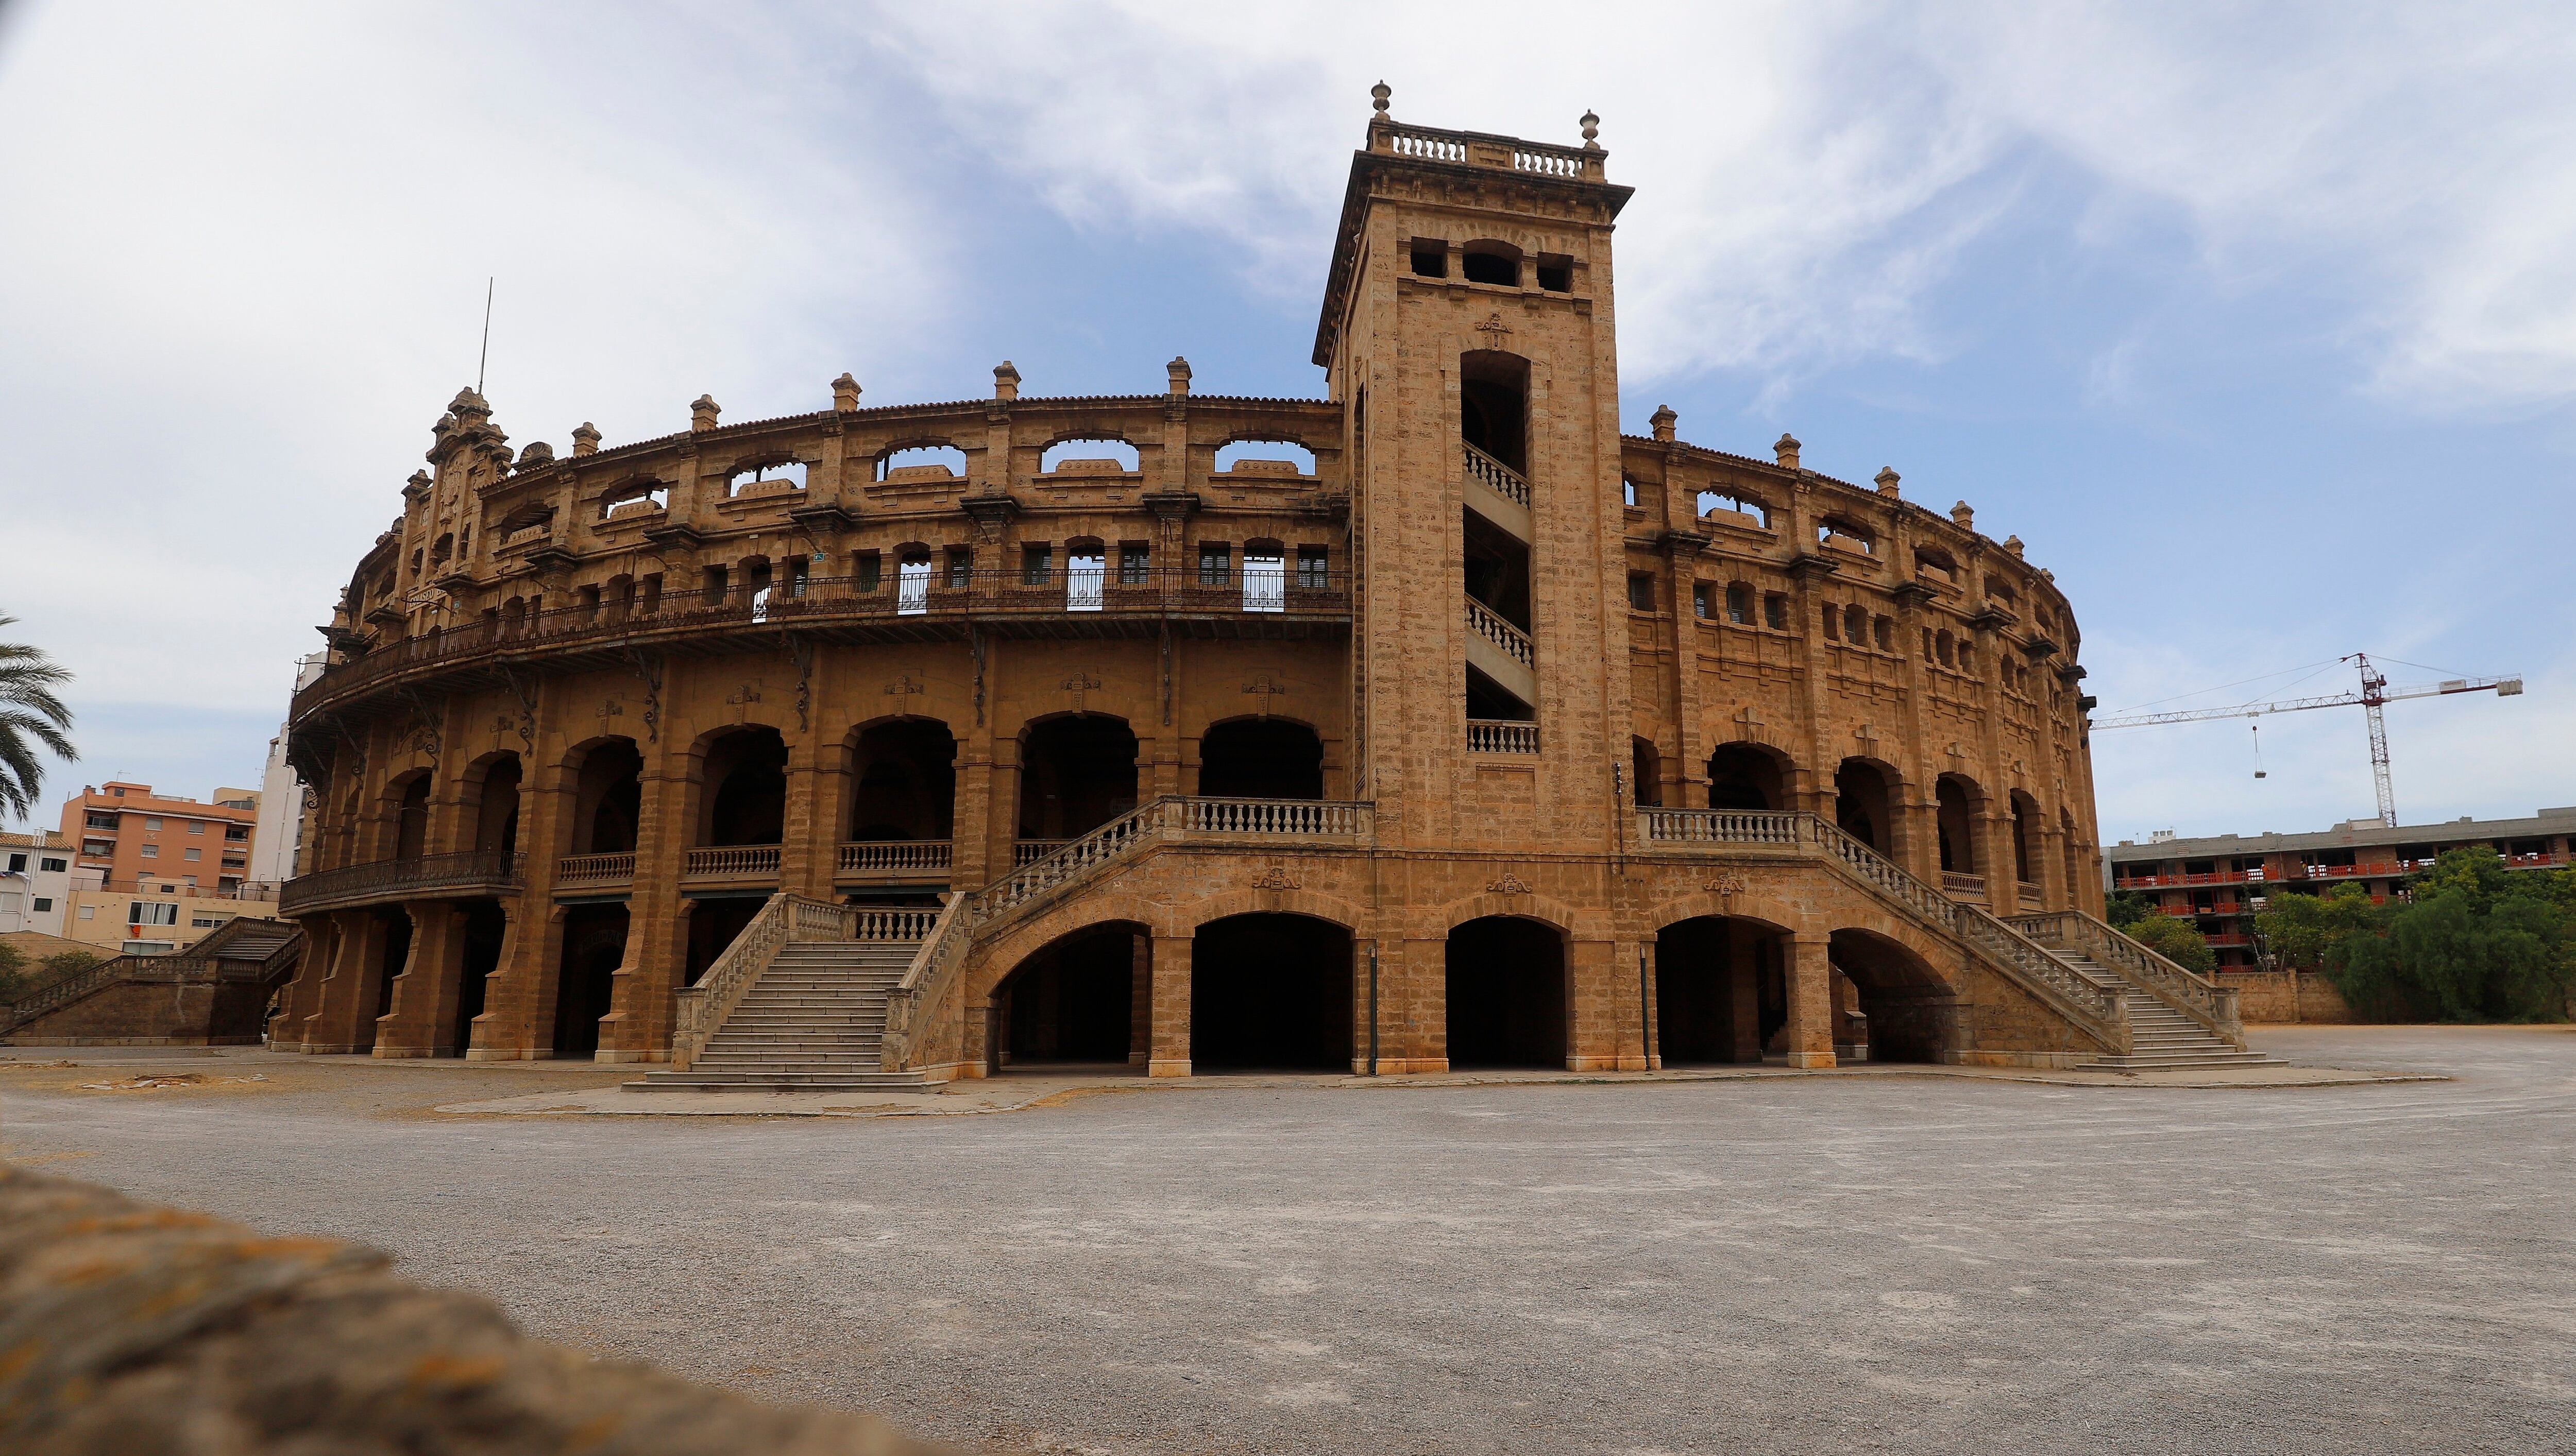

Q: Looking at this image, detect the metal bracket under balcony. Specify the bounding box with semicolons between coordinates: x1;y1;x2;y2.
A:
279;851;520;917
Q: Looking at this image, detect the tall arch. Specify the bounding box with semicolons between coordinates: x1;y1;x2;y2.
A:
1826;928;1961;1064
1707;742;1790;812
1936;774;1983;875
1834;758;1897;853
1446;915;1565;1068
989;920;1144;1070
846;717;957;842
1655;914;1791;1064
1018;713;1139;842
566;737;641;855
463;752;521;856
1192;913;1352;1070
699;726;787;847
1460;349;1530;472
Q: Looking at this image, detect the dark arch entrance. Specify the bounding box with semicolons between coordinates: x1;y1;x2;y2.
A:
702;727;787;847
1019;714;1139;841
1654;915;1784;1065
470;758;521;856
1835;758;1896;854
849;718;956;841
1936;775;1981;874
1197;719;1324;799
1191;914;1352;1070
553;903;626;1059
1826;929;1957;1064
1706;743;1786;812
571;739;642;854
992;923;1140;1070
450;899;507;1056
1445;916;1565;1068
684;895;765;985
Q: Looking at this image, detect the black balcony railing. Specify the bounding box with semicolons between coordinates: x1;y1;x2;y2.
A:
278;850;519;917
294;566;1350;721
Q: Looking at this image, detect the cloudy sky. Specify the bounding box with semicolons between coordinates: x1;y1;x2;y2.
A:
2;1;2570;843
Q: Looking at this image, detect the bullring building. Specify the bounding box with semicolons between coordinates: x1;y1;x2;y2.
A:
271;92;2260;1083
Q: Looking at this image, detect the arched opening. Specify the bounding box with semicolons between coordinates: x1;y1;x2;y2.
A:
700;727;787;846
1216;440;1318;476
570;739;642;854
991;923;1140;1070
389;774;431;859
1834;759;1896;854
1192;914;1352;1071
1460;350;1529;473
1041;437;1141;474
1655;915;1785;1065
1706;743;1788;812
876;443;965;482
1445;916;1565;1068
1461;241;1522;287
1197;718;1323;799
1936;775;1981;876
684;896;765;985
2010;790;2041;892
451;899;507;1056
468;755;521;856
848;719;957;841
552;904;626;1059
1631;737;1662;808
1018;714;1139;845
1827;929;1958;1064
361;905;411;1053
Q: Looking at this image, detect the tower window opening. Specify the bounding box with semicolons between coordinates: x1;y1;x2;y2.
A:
1763;592;1788;630
1296;545;1330;590
1692;584;1712;620
1462;244;1520;286
1198;542;1232;587
1411;243;1448;278
1726;583;1753;625
1873;615;1892;652
1120;542;1150;584
1629;573;1657;613
1022;543;1053;586
1698;490;1769;529
1844;604;1867;645
1535;255;1573;292
944;547;973;589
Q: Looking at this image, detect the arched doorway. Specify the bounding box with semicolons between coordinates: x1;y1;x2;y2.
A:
1460;349;1529;472
1706;743;1788;812
1631;737;1663;808
553;904;626;1059
451;900;507;1055
390;774;431;858
468;756;521;856
1018;714;1139;846
1192;914;1351;1070
684;896;764;985
1197;719;1324;799
1936;775;1981;876
1834;758;1895;853
702;727;787;847
1446;916;1565;1068
1654;915;1785;1065
1826;929;1958;1064
990;923;1141;1070
848;718;957;841
570;739;641;854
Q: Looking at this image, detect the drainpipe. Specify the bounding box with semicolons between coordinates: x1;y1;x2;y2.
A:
1367;945;1380;1074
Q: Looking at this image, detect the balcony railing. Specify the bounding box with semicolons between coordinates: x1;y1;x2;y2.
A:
1465;596;1535;667
2018;881;2044;909
557;852;635;885
1180;799;1369;836
279;851;518;916
1639;809;1800;846
682;845;781;879
1463;441;1530;507
1942;872;1986;897
1378;122;1603;182
837;841;952;876
294;566;1351;722
1466;719;1539;755
1014;840;1071;867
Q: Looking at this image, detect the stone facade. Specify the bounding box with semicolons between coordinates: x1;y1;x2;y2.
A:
271;94;2121;1078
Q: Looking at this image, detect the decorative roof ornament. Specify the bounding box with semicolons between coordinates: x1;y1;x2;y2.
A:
2003;534;2025;558
993;361;1021;401
689;395;720;433
1874;467;1900;498
1580;109;1601;149
1371;81;1391;117
831;373;861;414
570;422;601;456
1952;500;1975;530
1650;404;1676;443
1167;356;1192;396
1774;433;1801;469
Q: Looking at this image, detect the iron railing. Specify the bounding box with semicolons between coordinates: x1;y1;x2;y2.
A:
278;850;518;916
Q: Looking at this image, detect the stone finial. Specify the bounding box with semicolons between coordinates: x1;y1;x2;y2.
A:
517;440;554;468
2041;568;2056;581
570;422;601;456
690;394;720;433
1649;404;1676;443
1167;356;1193;396
448;387;490;419
1581;109;1601;148
831;373;861;414
994;362;1021;401
1773;433;1801;469
1371;81;1391;117
2003;534;2025;558
1874;466;1900;498
1951;500;1974;530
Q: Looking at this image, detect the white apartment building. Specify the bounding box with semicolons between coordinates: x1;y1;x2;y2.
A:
1;830;83;937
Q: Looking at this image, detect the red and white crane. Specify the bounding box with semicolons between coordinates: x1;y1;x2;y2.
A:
2088;653;2522;828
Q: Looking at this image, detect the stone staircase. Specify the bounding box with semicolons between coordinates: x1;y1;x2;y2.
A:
2044;948;2275;1070
630;940;931;1092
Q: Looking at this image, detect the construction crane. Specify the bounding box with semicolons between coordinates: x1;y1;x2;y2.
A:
2089;653;2523;828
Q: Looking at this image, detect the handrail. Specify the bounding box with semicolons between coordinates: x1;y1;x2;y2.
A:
881;892;971;1072
1;953;145;1032
670;892;850;1069
1462;441;1530;507
278;850;518;916
1464;596;1535;667
2005;908;2243;1045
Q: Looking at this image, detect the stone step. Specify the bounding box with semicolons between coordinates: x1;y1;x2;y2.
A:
630;1071;931;1092
2090;1053;2278;1069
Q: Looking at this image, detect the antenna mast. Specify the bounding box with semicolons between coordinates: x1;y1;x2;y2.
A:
476;277;494;395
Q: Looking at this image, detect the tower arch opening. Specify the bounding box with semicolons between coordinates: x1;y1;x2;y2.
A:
847;718;957;842
1706;743;1789;812
569;738;641;854
1834;758;1897;854
1459;350;1530;473
700;726;787;847
991;922;1142;1070
1018;713;1140;844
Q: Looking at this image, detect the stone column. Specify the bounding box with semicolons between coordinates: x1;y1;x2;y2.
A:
599;749;691;1063
476;747;571;1058
1128;930;1151;1068
1781;932;1837;1069
277;914;339;1051
372;899;464;1057
781;730;834;901
1386;934;1449;1074
1728;924;1765;1063
302;909;389;1055
1148;931;1191;1077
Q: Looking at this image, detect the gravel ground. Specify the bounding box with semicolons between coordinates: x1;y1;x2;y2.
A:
5;1025;2572;1454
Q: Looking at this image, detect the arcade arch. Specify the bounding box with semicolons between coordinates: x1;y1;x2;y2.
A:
1197;718;1323;799
1192;913;1351;1070
1019;714;1139;842
1446;915;1565;1068
989;921;1142;1070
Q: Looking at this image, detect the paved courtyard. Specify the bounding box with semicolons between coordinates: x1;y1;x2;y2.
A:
5;1026;2571;1454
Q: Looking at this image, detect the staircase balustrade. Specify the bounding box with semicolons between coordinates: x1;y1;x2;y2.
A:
1462;441;1530;506
852;907;939;941
1637;808;1801;846
1465;596;1535;667
1012;840;1070;867
2006;909;2243;1043
671;892;849;1070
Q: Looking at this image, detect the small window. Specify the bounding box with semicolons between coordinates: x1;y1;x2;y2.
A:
183;847;202;862
1462;246;1519;286
1296;546;1329;590
1764;593;1788;630
1411;243;1447;278
1937;630;1956;666
79;904;95;920
1725;583;1753;625
145;816;164;831
945;548;973;589
1198;543;1231;587
1022;544;1053;586
1844;605;1867;645
1120;543;1150;585
855;551;882;592
702;564;728;605
1535;256;1572;292
187;821;205;835
140;844;158;859
1628;573;1657;612
42;857;67;871
31;897;50;913
1821;603;1838;637
1873;616;1893;652
3;852;21;872
1622;477;1639;507
1691;584;1711;620
129;901;179;927
86;813;117;830
1958;643;1977;673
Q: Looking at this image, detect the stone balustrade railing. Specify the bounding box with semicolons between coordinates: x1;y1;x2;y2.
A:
682;845;781;879
1012;840;1070;868
2006;908;2242;1044
1466;719;1539;755
852;907;939;941
1462;441;1530;507
672;892;852;1069
1942;871;1986;896
837;841;952;875
1465;596;1535;667
557;852;635;885
1378;121;1603;181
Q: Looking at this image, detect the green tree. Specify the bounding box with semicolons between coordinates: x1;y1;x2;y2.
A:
2104;888;2158;929
2119;912;2217;974
2325;848;2575;1022
37;949;99;978
0;612;78;818
2255;883;2377;971
0;939;25;1003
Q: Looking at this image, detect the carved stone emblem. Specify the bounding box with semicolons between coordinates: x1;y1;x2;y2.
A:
1475;311;1512;341
885;673;926;697
1243;673;1286;715
1250;863;1300;890
1486;870;1533;895
1061;670;1103;711
1705;873;1749;897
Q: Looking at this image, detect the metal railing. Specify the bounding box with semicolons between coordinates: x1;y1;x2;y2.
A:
1462;441;1530;507
556;852;635;885
837;841;952;875
278;850;518;916
1466;720;1539;755
682;845;781;878
1465;596;1535;667
294;566;1351;722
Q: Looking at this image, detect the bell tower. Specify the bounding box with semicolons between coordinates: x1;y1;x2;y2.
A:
1317;86;1637;855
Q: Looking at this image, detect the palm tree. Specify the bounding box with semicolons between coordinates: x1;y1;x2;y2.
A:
0;613;76;819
